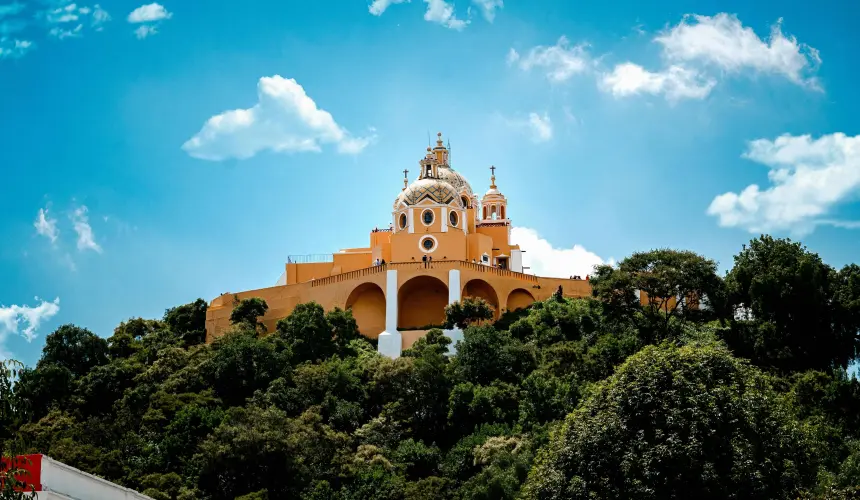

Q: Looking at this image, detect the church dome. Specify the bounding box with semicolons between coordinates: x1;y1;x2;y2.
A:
401;178;462;207
437;166;473;197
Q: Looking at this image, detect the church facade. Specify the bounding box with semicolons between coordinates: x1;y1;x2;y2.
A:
204;133;592;358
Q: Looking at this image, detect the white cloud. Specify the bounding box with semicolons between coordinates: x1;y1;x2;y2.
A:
91;4;109;30
655;13;821;89
34;207;59;244
127;2;171;23
46;3;83;23
369;0;409;16
42;3;110;38
183;75;375;161
528;112;552;142
49;23;83;39
600;62;716;101
0;37;32;58
71;205;102;253
423;0;468;30
509;36;591;82
134;24;157;39
472;0;502;22
0;297;60;357
511;227;612;279
127;2;169;38
707;133;860;236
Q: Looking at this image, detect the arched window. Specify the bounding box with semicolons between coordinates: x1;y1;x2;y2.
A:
500;205;505;219
461;196;469;208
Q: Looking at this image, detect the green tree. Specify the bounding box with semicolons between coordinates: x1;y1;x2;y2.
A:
230;297;269;333
590;249;725;339
164;298;209;346
275;302;337;363
726;235;859;371
444;297;494;330
39;324;109;377
522;340;821;499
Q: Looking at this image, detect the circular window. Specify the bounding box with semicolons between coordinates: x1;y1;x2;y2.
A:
422;209;434;225
422;238;435;250
449;211;458;227
399;213;407;229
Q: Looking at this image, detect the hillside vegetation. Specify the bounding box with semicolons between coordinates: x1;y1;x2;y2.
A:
2;235;860;499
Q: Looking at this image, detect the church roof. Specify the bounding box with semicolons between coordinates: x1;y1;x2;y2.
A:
401;178;462;207
438;166;473;197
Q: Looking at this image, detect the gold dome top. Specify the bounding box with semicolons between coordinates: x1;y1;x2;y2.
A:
401;178;462;207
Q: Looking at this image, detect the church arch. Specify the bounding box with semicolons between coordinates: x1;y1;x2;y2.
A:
398;276;448;329
345;282;386;338
506;288;535;313
462;279;500;319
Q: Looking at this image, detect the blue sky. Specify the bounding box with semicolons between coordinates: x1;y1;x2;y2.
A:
2;0;860;366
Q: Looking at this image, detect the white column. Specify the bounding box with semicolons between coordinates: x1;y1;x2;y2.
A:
377;270;402;358
441;206;448;232
408;209;414;234
444;269;463;355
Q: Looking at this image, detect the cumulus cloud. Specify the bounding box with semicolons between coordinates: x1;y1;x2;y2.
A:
368;0;409;16
127;2;171;23
472;0;502;22
600;62;716;101
127;2;170;38
0;297;60;357
183;75;375;161
707;133;860;236
656;13;821;89
423;0;468;30
71;205;102;253
511;227;612;279
34;207;59;244
508;36;591;82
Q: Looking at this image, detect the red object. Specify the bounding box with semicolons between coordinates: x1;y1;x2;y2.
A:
1;454;42;492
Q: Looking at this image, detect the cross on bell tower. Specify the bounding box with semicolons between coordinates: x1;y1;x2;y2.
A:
402;168;409;190
481;165;507;221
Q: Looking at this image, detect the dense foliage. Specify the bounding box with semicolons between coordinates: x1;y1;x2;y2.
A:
1;236;859;499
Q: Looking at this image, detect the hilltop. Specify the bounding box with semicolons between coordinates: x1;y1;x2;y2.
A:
2;235;860;499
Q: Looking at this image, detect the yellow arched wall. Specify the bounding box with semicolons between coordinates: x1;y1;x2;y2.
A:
506;288;535;312
398;275;448;329
463;278;500;319
345;282;386;338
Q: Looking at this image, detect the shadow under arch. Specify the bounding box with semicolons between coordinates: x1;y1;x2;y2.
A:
462;278;500;319
506;288;536;313
398;275;448;329
346;282;386;338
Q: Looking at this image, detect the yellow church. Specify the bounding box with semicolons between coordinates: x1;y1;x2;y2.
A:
205;133;593;357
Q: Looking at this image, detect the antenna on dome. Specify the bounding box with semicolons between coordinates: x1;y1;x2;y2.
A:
447;139;452;166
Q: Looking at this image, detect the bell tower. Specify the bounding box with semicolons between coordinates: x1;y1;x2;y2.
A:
480;165;508;222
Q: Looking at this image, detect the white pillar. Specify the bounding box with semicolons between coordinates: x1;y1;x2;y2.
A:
441;206;448;232
377;270;402;358
407;209;414;234
445;269;463;355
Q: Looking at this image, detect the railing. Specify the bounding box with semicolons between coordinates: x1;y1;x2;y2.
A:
310;264;388;287
287;254;333;264
309;260;539;287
